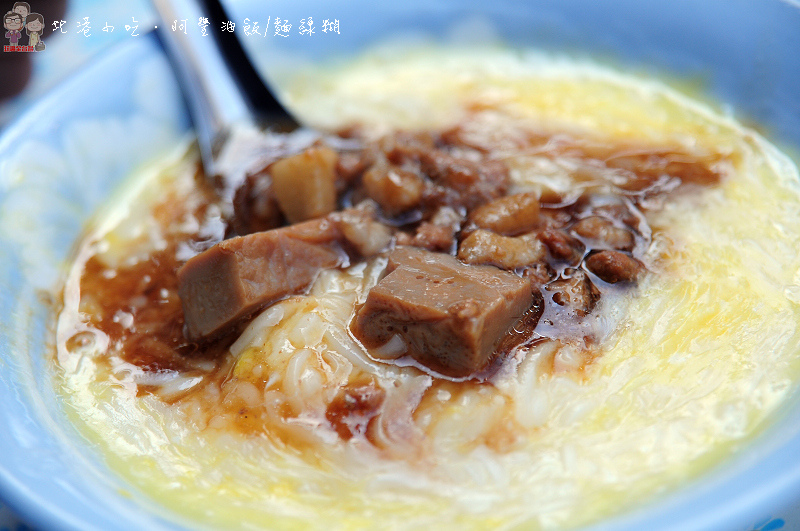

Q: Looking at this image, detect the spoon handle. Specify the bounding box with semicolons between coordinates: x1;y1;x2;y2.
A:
152;0;298;176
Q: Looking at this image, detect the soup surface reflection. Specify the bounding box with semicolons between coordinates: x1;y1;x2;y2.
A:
54;47;800;530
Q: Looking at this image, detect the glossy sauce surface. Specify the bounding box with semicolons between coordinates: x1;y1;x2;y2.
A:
53;48;800;531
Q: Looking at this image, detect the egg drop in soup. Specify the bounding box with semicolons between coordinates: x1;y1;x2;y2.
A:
54;47;800;530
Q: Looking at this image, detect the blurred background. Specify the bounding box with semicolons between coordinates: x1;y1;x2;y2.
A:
2;4;156;528
0;0;155;126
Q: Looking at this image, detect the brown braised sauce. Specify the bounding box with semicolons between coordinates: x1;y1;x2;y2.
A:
63;117;727;445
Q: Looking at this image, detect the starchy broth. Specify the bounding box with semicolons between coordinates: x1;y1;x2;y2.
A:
54;47;800;530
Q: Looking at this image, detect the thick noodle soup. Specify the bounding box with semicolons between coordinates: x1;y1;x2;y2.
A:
54;47;800;530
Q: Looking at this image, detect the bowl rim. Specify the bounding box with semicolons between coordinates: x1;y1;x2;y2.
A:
0;32;189;531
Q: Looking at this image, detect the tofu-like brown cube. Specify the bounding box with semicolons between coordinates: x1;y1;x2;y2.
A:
352;247;532;377
178;218;343;340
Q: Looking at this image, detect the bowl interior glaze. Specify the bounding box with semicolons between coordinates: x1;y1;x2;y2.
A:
1;1;800;529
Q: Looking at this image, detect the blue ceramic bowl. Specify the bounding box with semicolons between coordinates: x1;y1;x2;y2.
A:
1;1;799;529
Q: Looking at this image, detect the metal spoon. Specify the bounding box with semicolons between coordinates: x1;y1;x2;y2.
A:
151;0;299;178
